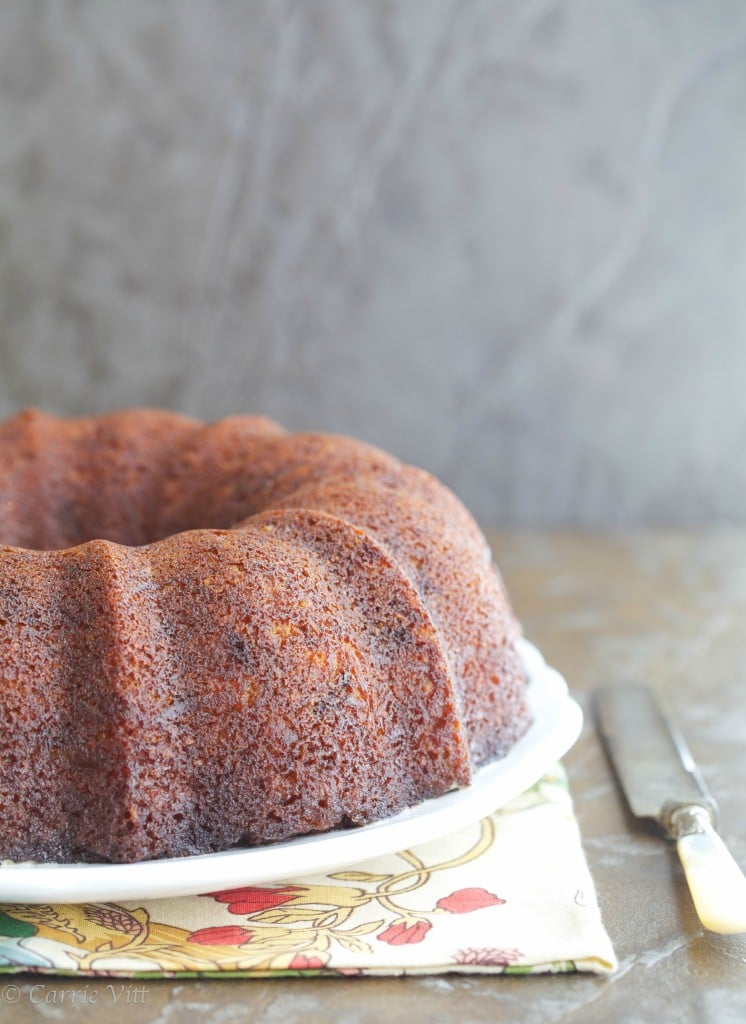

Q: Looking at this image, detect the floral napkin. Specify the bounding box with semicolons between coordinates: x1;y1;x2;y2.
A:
0;766;616;978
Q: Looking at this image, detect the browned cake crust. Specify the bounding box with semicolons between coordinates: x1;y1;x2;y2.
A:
0;409;530;863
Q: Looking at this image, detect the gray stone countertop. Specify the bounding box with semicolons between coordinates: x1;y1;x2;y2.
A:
1;532;745;1023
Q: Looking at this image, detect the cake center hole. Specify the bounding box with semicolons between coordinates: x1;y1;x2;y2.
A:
0;488;239;551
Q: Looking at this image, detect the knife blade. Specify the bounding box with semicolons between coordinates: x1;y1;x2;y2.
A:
595;684;746;934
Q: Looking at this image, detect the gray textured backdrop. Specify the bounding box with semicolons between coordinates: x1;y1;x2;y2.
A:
0;0;744;526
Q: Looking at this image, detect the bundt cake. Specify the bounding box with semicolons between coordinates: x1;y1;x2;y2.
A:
0;409;529;864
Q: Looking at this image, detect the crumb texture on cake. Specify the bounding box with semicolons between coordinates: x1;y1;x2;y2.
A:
0;409;530;864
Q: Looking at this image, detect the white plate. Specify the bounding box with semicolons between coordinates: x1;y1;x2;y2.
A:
0;639;582;904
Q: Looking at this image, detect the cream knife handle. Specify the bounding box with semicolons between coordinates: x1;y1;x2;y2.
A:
671;805;746;934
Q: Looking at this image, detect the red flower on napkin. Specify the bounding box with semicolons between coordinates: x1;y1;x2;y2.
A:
377;919;432;945
456;946;521;966
187;925;254;946
204;885;305;915
288;953;327;970
436;887;505;914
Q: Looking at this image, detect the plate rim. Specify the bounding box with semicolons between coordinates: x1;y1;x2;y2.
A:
1;638;582;903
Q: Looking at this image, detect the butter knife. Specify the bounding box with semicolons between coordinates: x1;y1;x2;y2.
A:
595;684;746;934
